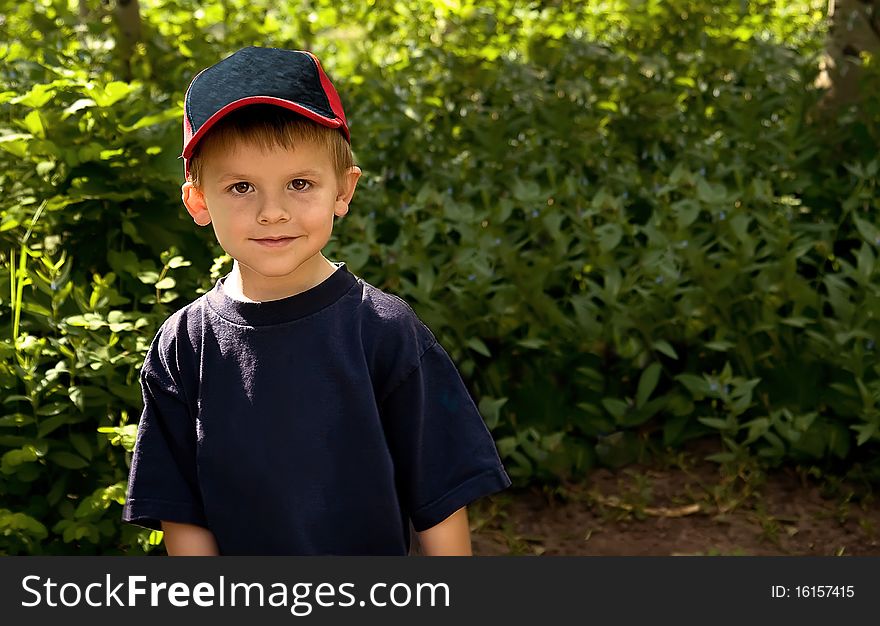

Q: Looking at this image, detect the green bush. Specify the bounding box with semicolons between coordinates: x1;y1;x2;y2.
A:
1;0;878;554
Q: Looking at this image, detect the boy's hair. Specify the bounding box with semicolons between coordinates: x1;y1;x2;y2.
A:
187;104;354;188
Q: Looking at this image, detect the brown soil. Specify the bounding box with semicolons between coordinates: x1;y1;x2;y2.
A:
469;442;880;556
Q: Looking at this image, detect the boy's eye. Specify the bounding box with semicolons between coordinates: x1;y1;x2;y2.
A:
290;179;311;191
230;182;252;194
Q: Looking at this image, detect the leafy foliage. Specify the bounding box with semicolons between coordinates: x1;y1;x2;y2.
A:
1;0;878;554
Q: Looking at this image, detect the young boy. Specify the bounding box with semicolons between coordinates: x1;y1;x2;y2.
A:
122;46;511;555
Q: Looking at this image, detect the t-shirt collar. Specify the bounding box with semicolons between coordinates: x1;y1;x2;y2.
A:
206;261;357;326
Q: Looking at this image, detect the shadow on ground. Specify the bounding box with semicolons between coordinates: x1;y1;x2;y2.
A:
470;442;880;556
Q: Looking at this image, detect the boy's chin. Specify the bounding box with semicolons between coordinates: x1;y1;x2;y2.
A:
236;256;324;280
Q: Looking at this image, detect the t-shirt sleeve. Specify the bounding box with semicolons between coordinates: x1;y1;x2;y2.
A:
122;326;208;531
379;339;512;532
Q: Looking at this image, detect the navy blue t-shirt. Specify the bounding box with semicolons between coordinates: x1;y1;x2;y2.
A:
122;261;511;555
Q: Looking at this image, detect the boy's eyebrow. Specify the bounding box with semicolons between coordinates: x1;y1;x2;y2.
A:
216;169;324;181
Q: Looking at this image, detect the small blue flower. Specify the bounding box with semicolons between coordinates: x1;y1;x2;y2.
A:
531;209;540;218
718;211;726;220
467;274;476;281
709;382;719;392
655;276;664;284
494;238;501;245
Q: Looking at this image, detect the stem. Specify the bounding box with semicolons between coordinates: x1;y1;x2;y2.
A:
13;244;28;346
9;248;15;340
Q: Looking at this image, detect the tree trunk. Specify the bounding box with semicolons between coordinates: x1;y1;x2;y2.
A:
114;0;142;81
816;0;880;111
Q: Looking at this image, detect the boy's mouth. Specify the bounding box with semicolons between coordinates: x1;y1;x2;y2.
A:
251;236;299;247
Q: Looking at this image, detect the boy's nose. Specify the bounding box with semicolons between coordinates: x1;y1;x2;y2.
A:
256;197;291;224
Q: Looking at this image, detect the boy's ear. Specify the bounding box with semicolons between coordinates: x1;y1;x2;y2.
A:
334;166;362;218
181;182;212;226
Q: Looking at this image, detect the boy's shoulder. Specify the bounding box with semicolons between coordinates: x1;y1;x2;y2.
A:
142;291;208;370
355;276;438;354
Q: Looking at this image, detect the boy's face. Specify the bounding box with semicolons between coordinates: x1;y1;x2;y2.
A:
181;138;360;297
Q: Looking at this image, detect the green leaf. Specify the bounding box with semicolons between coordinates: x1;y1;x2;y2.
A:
705;340;735;351
495;436;517;458
705;452;736;463
676;374;713;398
0;133;33;158
11;83;55;107
651;340;678;360
852;422;877;446
0;413;33;428
1;446;41;474
636;363;662;408
36;414;71;438
595;223;623;252
780;317;812;328
70;433;93;461
119;106;182;132
697;417;730;431
621;396;667;427
696;178;727;204
601;397;629;420
167;256;191;269
91;81;135;107
673;199;701;228
828;422;851;459
466;337;491;357
98;424;139;452
853;216;880;246
730;214;751;242
857;243;875;281
48;451;89;470
22;111;45;138
62;98;97;118
517;338;547;349
0;511;48;540
743;417;770;444
674;76;695;88
478;396;508;430
137;271;159;285
122;219;145;244
36;402;68;416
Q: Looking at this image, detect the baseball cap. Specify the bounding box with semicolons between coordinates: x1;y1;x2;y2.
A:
181;46;350;177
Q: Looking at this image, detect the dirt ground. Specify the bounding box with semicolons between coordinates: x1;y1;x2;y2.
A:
468;441;880;556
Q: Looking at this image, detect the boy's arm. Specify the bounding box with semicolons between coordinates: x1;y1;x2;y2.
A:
415;507;472;556
161;521;221;556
